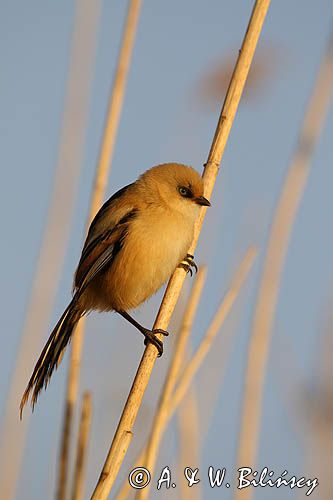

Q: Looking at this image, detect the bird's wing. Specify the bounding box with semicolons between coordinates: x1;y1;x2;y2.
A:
85;182;135;245
74;207;138;292
76;234;122;292
74;182;138;291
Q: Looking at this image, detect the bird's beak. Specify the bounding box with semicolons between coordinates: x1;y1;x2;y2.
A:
194;196;211;207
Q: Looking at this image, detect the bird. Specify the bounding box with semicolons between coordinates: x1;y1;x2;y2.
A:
20;163;210;416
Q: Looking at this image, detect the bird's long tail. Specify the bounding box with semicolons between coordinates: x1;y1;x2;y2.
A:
20;298;82;418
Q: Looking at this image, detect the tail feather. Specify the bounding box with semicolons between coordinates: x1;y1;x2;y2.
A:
20;299;81;418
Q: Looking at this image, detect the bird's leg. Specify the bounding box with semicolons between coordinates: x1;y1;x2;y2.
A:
117;310;169;357
178;253;198;276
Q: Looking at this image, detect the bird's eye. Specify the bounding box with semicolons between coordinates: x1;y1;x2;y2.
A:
178;186;192;198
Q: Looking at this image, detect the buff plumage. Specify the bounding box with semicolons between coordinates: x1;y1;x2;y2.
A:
20;163;210;415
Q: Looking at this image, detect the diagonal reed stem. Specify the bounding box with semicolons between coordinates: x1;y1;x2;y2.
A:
136;269;207;496
144;268;207;450
138;249;257;499
56;1;142;498
92;1;270;497
234;31;333;500
116;248;257;500
111;270;206;500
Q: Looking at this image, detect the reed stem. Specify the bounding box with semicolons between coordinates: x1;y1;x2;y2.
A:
92;1;270;497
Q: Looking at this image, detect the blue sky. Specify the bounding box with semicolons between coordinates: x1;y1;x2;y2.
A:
1;1;333;498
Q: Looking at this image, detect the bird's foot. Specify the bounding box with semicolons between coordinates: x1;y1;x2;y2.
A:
143;328;169;357
117;310;169;357
178;253;198;276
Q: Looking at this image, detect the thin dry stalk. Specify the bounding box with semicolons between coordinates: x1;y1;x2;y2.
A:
140;250;257;500
0;2;101;498
98;430;133;493
71;392;93;500
176;283;206;500
57;1;142;498
234;34;333;500
136;269;206;497
156;270;207;413
178;385;202;500
92;2;270;497
116;248;257;500
169;249;256;417
162;268;207;400
87;0;143;213
295;313;333;500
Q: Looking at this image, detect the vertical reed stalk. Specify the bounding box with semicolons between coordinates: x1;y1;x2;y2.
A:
91;2;270;497
56;1;142;498
71;392;92;500
0;2;100;498
234;33;333;500
178;386;202;500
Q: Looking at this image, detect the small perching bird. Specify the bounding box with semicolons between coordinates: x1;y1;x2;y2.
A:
20;163;210;416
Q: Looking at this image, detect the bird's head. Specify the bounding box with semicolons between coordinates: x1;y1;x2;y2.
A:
139;163;210;217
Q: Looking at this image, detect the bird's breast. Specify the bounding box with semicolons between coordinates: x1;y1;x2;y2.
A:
105;207;195;310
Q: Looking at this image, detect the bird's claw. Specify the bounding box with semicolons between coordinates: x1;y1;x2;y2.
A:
152;328;169;336
178;253;198;276
178;262;193;276
143;328;169;357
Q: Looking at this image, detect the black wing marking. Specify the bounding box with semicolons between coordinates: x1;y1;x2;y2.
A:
88;182;134;236
77;228;114;275
78;243;120;292
79;207;138;267
75;208;138;293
